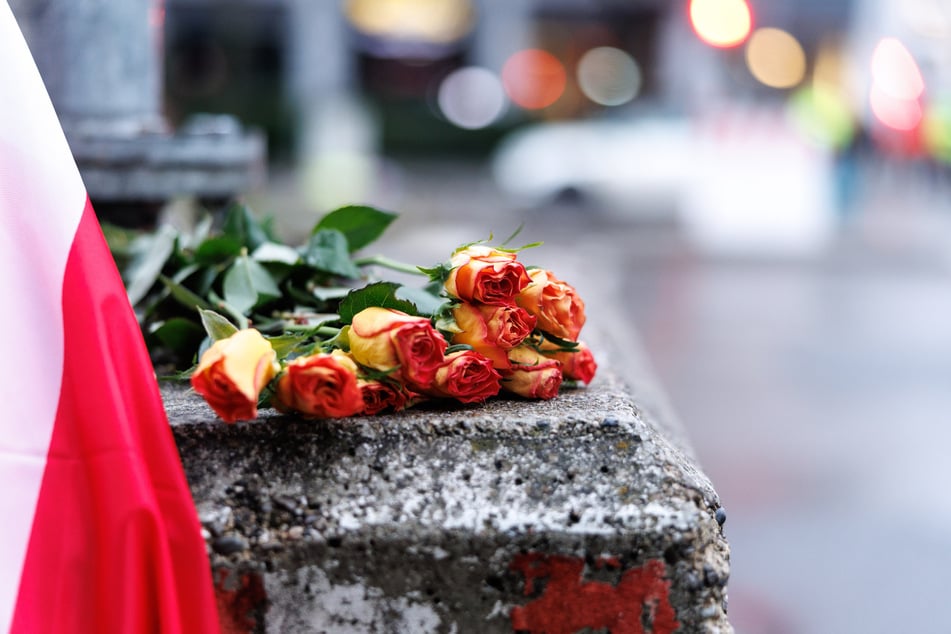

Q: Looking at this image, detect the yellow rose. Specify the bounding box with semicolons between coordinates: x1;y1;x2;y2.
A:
191;329;277;423
451;302;536;369
273;350;364;419
516;269;586;341
445;245;531;306
540;341;597;384
348;307;447;390
502;345;563;400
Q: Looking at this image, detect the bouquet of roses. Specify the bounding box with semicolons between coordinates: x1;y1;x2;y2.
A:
109;204;596;423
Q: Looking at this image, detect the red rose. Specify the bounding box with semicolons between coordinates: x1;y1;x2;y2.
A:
502;345;563;400
445;245;531;306
541;341;597;384
348;307;447;390
516;268;586;341
358;379;411;415
273;351;364;418
427;350;502;404
451;302;536;369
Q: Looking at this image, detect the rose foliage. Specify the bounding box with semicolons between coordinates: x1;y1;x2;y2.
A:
108;204;597;423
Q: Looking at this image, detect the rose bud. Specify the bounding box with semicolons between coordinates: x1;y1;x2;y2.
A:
502;345;563;400
427;350;502;404
540;341;597;384
349;307;447;390
191;328;277;423
451;303;536;369
516;268;586;342
445;245;531;306
273;350;364;418
358;378;411;415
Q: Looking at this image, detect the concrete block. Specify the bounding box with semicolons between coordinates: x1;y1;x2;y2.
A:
166;356;730;633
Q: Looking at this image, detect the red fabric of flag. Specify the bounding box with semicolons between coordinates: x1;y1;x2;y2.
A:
11;201;221;633
0;2;220;632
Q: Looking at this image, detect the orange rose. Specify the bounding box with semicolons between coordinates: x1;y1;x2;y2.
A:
273;350;364;418
516;269;586;341
502;345;563;400
451;302;536;369
445;246;531;306
191;329;277;423
349;307;447;390
541;341;597;384
427;350;501;404
358;379;411;415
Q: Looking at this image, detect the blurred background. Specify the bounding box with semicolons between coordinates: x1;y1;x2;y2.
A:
13;0;951;631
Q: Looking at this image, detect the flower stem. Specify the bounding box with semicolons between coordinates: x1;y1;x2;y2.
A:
354;254;426;276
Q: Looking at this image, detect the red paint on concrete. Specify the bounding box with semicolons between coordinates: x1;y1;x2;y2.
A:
510;554;680;634
214;568;267;634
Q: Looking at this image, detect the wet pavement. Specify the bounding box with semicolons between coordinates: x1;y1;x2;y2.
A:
254;156;951;634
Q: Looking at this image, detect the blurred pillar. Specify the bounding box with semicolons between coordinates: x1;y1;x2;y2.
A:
11;0;163;132
9;0;265;225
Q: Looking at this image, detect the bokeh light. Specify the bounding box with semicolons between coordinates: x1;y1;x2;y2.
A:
689;0;753;48
437;66;507;129
745;28;806;89
870;84;923;131
923;102;951;163
788;85;855;149
868;38;925;132
870;37;924;100
501;49;567;110
576;47;641;107
345;0;474;44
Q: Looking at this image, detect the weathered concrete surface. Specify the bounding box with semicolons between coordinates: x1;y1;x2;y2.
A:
165;347;731;633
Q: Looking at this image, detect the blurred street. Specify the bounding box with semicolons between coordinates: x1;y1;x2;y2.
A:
254;156;951;634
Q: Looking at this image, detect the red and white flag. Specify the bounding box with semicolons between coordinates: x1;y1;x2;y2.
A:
0;3;220;632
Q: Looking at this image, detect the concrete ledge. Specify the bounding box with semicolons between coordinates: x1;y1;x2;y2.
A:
166;355;730;633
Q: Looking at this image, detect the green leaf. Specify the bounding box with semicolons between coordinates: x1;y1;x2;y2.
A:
207;291;250;330
260;215;281;243
159;275;214;311
199;309;239;342
151;318;206;359
223;254;281;314
266;333;308;358
338;281;419;324
499;223;525;247
170;263;201;285
313;286;355;301
395;286;446;317
418;262;452;285
196;335;213;362
252;242;300;265
125;225;177;306
537;331;580;351
222;202;269;251
445;343;474;354
313;205;398;252
102;223;139;261
302;229;361;278
452;237;489;255
496;241;543;254
181;215;213;251
435;315;462;335
194;236;243;265
284;281;322;308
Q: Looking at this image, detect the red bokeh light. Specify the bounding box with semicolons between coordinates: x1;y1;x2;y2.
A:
501;49;567;110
